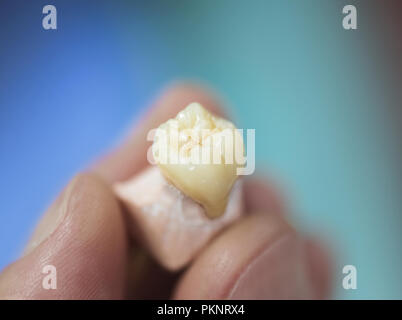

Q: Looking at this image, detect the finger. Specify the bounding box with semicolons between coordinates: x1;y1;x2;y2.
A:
91;82;228;298
244;176;286;215
0;173;128;299
173;211;330;299
304;237;332;299
245;177;332;299
92;82;226;183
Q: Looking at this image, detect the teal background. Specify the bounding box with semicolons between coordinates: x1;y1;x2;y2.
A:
1;0;401;299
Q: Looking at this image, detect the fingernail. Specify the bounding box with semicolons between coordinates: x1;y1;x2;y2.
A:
22;178;76;256
228;235;314;299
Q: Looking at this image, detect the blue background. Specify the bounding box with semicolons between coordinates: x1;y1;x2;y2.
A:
1;0;401;299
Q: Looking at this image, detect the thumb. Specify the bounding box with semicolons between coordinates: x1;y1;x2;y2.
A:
0;173;128;299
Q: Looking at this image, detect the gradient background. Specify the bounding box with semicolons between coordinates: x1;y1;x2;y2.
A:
1;0;401;299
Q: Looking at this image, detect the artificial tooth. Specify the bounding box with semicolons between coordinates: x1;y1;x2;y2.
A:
152;102;244;219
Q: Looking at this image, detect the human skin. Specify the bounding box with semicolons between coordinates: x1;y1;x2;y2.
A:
0;83;332;299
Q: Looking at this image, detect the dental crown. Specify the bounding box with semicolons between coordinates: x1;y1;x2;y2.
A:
152;102;244;218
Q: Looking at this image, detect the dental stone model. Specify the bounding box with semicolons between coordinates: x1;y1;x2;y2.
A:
114;103;244;271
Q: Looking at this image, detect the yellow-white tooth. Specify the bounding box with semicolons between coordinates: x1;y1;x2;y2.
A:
152;102;244;219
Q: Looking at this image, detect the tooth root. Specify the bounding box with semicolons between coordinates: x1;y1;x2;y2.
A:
152;102;244;219
114;166;243;271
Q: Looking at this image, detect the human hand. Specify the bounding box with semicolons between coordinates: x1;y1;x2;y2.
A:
0;83;332;299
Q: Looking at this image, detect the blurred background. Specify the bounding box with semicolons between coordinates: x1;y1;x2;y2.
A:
1;0;401;299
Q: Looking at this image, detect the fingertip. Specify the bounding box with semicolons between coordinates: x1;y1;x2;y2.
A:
173;211;308;300
244;175;285;215
155;81;226;118
92;80;227;183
